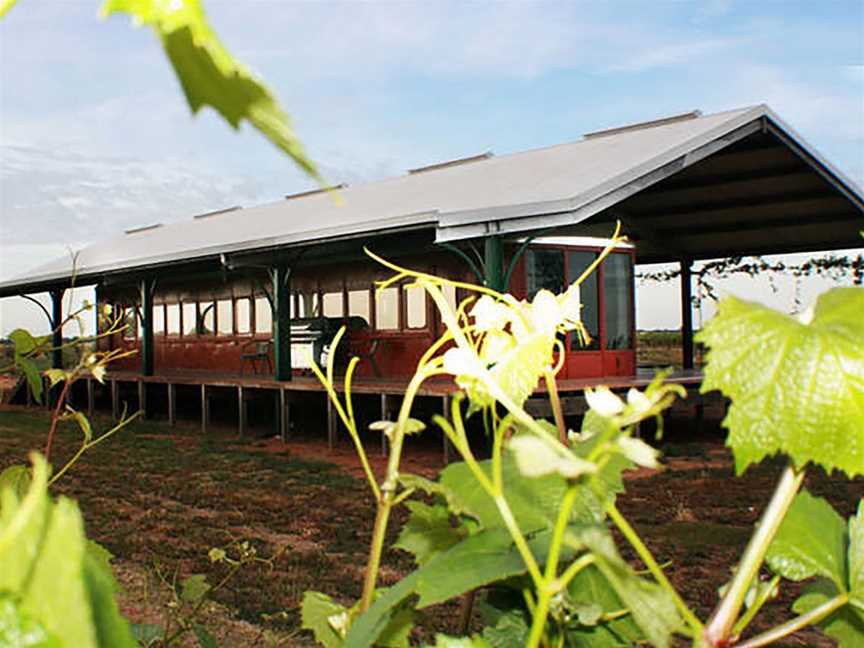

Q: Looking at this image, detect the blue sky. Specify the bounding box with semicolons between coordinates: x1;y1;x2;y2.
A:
1;0;862;333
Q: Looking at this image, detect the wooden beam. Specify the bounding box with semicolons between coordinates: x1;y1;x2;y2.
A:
111;380;119;421
86;378;95;417
326;396;336;450
167;383;176;426
628;190;835;220
442;395;452;464
200;384;209;434
639;164;805;197
137;381;147;419
380;393;389;457
279;388;290;442
237;386;246;437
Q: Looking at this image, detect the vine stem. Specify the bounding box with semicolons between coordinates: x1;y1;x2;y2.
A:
544;368;566;444
733;592;848;648
44;377;74;463
607;502;703;634
358;367;428;612
526;486;580;648
702;464;805;647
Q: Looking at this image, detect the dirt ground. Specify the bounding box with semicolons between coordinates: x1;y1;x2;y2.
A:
0;404;859;647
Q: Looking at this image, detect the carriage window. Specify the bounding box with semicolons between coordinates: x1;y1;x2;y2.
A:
236;298;251;334
296;292;319;318
348;290;370;326
153;304;165;335
323;292;344;318
404;285;426;329
376;287;399;330
182;302;197;336
568;251;600;350
442;284;457;313
603;253;633;350
217;299;233;335
166;304;181;335
526;249;565;298
255;297;272;333
199;302;215;335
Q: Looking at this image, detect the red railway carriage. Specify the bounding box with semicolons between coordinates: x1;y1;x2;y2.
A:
3;104;861;400
100;238;636;381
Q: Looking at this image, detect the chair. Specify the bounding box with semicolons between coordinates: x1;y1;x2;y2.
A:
240;340;273;375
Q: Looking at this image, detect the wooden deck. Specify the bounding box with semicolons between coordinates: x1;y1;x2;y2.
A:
61;367;707;462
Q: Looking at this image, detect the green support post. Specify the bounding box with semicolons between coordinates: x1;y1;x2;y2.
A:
50;289;64;370
272;266;292;381
140;279;154;377
484;235;505;292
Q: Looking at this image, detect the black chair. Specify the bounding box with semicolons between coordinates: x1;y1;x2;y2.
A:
240;339;273;375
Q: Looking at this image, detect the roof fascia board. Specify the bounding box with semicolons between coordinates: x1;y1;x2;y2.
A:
436;115;765;243
0;213;440;296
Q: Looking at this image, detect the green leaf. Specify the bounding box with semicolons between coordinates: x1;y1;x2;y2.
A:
423;635;491;648
697;288;864;476
415;528;541;608
565;565;644;648
766;489;848;588
72;411;93;443
130;624;164;646
0;0;18;19
43;369;66;388
586;536;682;648
393;501;465;567
9;329;45;356
83;549;138;648
478;589;530;648
21;497;98;647
508;434;596;480
849;500;864;605
301;591;348;648
99;0;319;180
0;455;136;648
0;595;62;648
376;604;414;648
344;575;419;648
0;465;30;503
793;579;864;647
180;574;211;604
191;624;218;648
15;357;42;405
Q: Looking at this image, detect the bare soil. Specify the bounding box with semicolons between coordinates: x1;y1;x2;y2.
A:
0;405;859;647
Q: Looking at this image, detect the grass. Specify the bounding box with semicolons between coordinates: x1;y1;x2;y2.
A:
0;407;861;646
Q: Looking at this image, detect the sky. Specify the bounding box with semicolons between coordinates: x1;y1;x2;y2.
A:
1;0;862;335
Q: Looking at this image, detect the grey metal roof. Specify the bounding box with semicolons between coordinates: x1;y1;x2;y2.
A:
1;104;861;296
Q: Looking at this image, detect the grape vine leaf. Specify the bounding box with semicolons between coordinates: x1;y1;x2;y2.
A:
99;0;319;180
792;579;864;647
766;489;848;588
0;454;137;648
393;501;466;567
301;592;347;648
697;288;864;476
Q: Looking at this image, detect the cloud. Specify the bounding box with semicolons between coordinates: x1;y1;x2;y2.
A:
0;144;274;247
